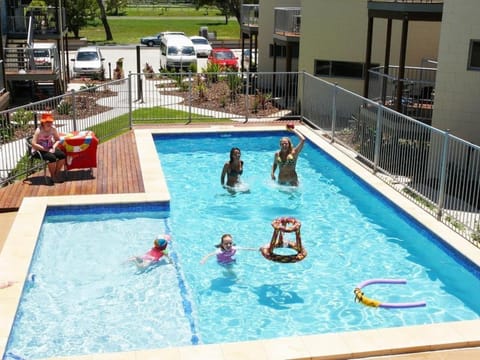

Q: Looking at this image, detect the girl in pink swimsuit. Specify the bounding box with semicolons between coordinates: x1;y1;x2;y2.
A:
200;234;259;266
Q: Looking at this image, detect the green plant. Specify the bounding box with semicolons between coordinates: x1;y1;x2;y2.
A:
255;90;272;110
444;215;466;231
402;187;436;211
12;109;34;128
79;79;97;92
56;101;73;115
189;62;197;74
227;73;242;101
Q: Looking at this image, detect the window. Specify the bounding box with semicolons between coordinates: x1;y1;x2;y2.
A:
269;44;299;58
467;40;480;70
314;60;377;79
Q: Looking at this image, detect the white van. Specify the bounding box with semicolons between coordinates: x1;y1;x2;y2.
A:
29;42;59;71
159;35;196;72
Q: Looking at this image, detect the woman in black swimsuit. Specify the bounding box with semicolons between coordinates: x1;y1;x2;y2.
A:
221;147;244;187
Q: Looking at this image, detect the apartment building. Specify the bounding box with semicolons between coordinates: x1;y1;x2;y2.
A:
254;0;480;146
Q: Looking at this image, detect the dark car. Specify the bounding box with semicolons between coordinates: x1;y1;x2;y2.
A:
140;31;185;47
208;48;238;71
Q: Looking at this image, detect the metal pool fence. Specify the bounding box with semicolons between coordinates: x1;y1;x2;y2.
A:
0;71;478;245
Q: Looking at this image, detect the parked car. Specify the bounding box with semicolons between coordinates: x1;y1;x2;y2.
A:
189;36;212;57
159;35;197;72
140;31;185;47
71;46;105;79
208;48;239;71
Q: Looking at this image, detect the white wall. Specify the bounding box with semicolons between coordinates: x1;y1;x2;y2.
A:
432;0;480;145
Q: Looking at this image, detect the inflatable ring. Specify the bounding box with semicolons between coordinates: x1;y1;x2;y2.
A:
261;217;307;263
271;217;301;233
261;241;307;263
354;279;426;309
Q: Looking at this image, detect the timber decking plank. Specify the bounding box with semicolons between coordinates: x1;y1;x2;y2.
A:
0;131;144;211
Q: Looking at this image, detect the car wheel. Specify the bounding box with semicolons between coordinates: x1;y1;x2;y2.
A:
147;41;154;47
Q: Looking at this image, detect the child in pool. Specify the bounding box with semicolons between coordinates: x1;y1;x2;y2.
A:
200;233;259;265
129;234;171;270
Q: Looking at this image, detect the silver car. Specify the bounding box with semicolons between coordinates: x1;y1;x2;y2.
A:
189;36;212;57
71;46;105;79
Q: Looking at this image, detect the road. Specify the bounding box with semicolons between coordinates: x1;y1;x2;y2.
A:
67;45;242;81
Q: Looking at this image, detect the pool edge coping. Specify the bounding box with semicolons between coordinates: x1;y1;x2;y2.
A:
0;125;478;360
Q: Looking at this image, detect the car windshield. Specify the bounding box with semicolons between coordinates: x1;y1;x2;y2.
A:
192;38;208;45
33;50;49;57
168;46;195;56
77;52;99;61
215;51;234;60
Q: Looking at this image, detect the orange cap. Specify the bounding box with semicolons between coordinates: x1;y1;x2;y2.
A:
41;113;54;123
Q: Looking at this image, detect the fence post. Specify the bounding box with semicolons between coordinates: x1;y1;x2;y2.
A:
300;71;305;122
373;105;383;174
331;83;337;143
71;89;77;131
244;71;250;123
128;73;133;129
436;129;450;219
187;71;192;124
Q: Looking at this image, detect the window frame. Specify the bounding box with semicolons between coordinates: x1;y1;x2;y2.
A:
467;39;480;70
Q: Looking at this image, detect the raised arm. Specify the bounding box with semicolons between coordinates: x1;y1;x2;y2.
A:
292;129;305;154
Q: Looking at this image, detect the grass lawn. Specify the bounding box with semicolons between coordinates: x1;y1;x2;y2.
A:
78;7;240;45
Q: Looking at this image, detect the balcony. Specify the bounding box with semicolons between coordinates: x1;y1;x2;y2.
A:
7;7;67;40
368;0;443;21
240;4;259;31
3;46;61;82
368;64;437;124
273;7;301;42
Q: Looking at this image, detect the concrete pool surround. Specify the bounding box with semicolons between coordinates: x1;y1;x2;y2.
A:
1;125;479;360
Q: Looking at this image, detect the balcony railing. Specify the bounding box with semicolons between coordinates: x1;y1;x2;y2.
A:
7;7;66;38
369;1;443;3
274;7;301;37
368;65;437;124
0;61;5;93
240;4;259;28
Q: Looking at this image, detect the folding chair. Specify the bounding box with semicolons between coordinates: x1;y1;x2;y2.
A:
25;136;49;184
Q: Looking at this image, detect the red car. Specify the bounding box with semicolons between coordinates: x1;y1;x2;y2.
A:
208;48;239;71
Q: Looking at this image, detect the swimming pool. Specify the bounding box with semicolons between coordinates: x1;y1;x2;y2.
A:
3;129;480;359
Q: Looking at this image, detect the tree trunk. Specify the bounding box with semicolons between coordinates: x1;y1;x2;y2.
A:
96;0;113;41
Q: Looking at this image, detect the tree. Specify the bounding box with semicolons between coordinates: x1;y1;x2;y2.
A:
196;0;257;25
46;0;97;38
95;0;113;41
106;0;128;16
47;0;113;40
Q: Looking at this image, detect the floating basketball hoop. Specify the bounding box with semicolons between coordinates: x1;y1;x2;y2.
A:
260;217;307;263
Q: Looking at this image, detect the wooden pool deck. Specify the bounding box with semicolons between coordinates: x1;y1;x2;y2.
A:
0;131;144;211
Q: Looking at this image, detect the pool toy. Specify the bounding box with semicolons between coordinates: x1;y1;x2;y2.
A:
261;217;307;263
354;278;426;309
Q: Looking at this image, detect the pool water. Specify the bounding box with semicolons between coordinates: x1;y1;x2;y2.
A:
5;131;480;359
